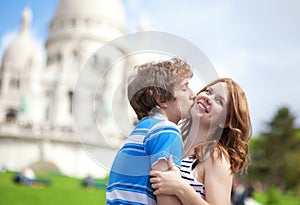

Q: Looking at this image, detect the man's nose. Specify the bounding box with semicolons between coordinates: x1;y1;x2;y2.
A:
189;89;196;100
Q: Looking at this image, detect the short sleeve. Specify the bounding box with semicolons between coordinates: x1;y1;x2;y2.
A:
144;121;183;167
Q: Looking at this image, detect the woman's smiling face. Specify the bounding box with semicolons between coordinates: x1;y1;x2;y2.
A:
191;82;230;129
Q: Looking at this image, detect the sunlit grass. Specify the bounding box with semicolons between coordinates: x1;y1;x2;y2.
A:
253;188;300;205
0;171;106;205
2;171;299;205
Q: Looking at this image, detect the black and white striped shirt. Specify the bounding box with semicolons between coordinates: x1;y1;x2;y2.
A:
181;157;206;199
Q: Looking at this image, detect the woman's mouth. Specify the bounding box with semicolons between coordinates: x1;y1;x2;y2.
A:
197;101;208;113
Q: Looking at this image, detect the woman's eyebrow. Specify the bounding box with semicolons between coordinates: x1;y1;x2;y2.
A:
214;89;226;101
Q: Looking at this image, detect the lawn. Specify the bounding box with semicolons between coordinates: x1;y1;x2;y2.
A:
0;171;107;205
253;189;300;205
1;171;299;205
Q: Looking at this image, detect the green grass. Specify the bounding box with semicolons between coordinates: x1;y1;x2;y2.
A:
253;188;300;205
0;172;107;205
2;172;300;205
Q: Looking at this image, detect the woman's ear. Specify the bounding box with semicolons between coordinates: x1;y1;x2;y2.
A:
155;97;168;108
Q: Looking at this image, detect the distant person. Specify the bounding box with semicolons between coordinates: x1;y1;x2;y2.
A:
13;167;36;186
1;165;7;172
232;181;261;205
150;78;252;205
82;175;94;188
106;58;194;205
13;167;51;186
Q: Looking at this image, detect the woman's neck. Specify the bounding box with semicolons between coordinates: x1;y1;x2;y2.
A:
182;119;209;158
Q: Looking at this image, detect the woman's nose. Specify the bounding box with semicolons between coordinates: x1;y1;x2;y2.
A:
204;94;212;104
198;92;212;104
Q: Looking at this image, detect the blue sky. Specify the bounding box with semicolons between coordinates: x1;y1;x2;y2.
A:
1;0;300;135
0;0;59;43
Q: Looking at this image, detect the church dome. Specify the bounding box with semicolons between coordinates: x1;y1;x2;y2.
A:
2;7;41;68
45;0;127;63
47;0;127;41
54;0;126;26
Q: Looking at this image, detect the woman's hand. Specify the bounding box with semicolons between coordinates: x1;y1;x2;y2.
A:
150;156;183;196
151;156;210;205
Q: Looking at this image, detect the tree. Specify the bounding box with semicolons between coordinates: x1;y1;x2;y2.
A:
248;106;300;193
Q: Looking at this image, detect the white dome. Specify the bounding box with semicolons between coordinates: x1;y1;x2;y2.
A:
2;7;41;68
54;0;126;26
46;0;127;48
3;33;41;67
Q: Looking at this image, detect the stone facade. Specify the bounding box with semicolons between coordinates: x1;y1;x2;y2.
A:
0;0;134;178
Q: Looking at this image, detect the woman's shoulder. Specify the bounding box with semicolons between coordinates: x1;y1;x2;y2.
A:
205;147;231;170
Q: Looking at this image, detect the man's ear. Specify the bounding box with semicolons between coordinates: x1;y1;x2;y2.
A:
155;97;168;108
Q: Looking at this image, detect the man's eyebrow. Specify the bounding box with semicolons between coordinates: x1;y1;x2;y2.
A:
181;81;189;88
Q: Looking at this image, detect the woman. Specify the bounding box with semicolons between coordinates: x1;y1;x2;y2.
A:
150;78;251;205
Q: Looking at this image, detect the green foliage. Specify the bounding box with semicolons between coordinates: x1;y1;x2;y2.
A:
0;172;107;205
249;106;300;195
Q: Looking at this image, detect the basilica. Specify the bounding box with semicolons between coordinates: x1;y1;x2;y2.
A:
0;0;144;178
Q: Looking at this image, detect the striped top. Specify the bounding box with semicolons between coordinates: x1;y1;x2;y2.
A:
181;157;206;199
106;114;183;205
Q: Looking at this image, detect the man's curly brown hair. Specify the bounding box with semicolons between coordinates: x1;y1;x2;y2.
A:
128;57;193;120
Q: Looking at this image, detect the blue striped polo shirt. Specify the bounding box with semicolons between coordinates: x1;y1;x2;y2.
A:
106;114;183;205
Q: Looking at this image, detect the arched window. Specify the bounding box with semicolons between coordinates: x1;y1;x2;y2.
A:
72;50;80;69
71;18;76;28
9;78;20;89
84;18;89;26
6;108;17;123
45;89;54;121
68;91;73;114
57;52;62;63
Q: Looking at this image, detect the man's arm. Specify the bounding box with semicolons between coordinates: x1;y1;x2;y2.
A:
152;158;182;205
150;156;209;205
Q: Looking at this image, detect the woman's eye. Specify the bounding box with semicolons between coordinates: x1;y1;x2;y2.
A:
217;99;223;106
205;89;212;95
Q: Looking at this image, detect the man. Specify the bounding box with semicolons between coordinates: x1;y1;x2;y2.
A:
106;58;194;205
